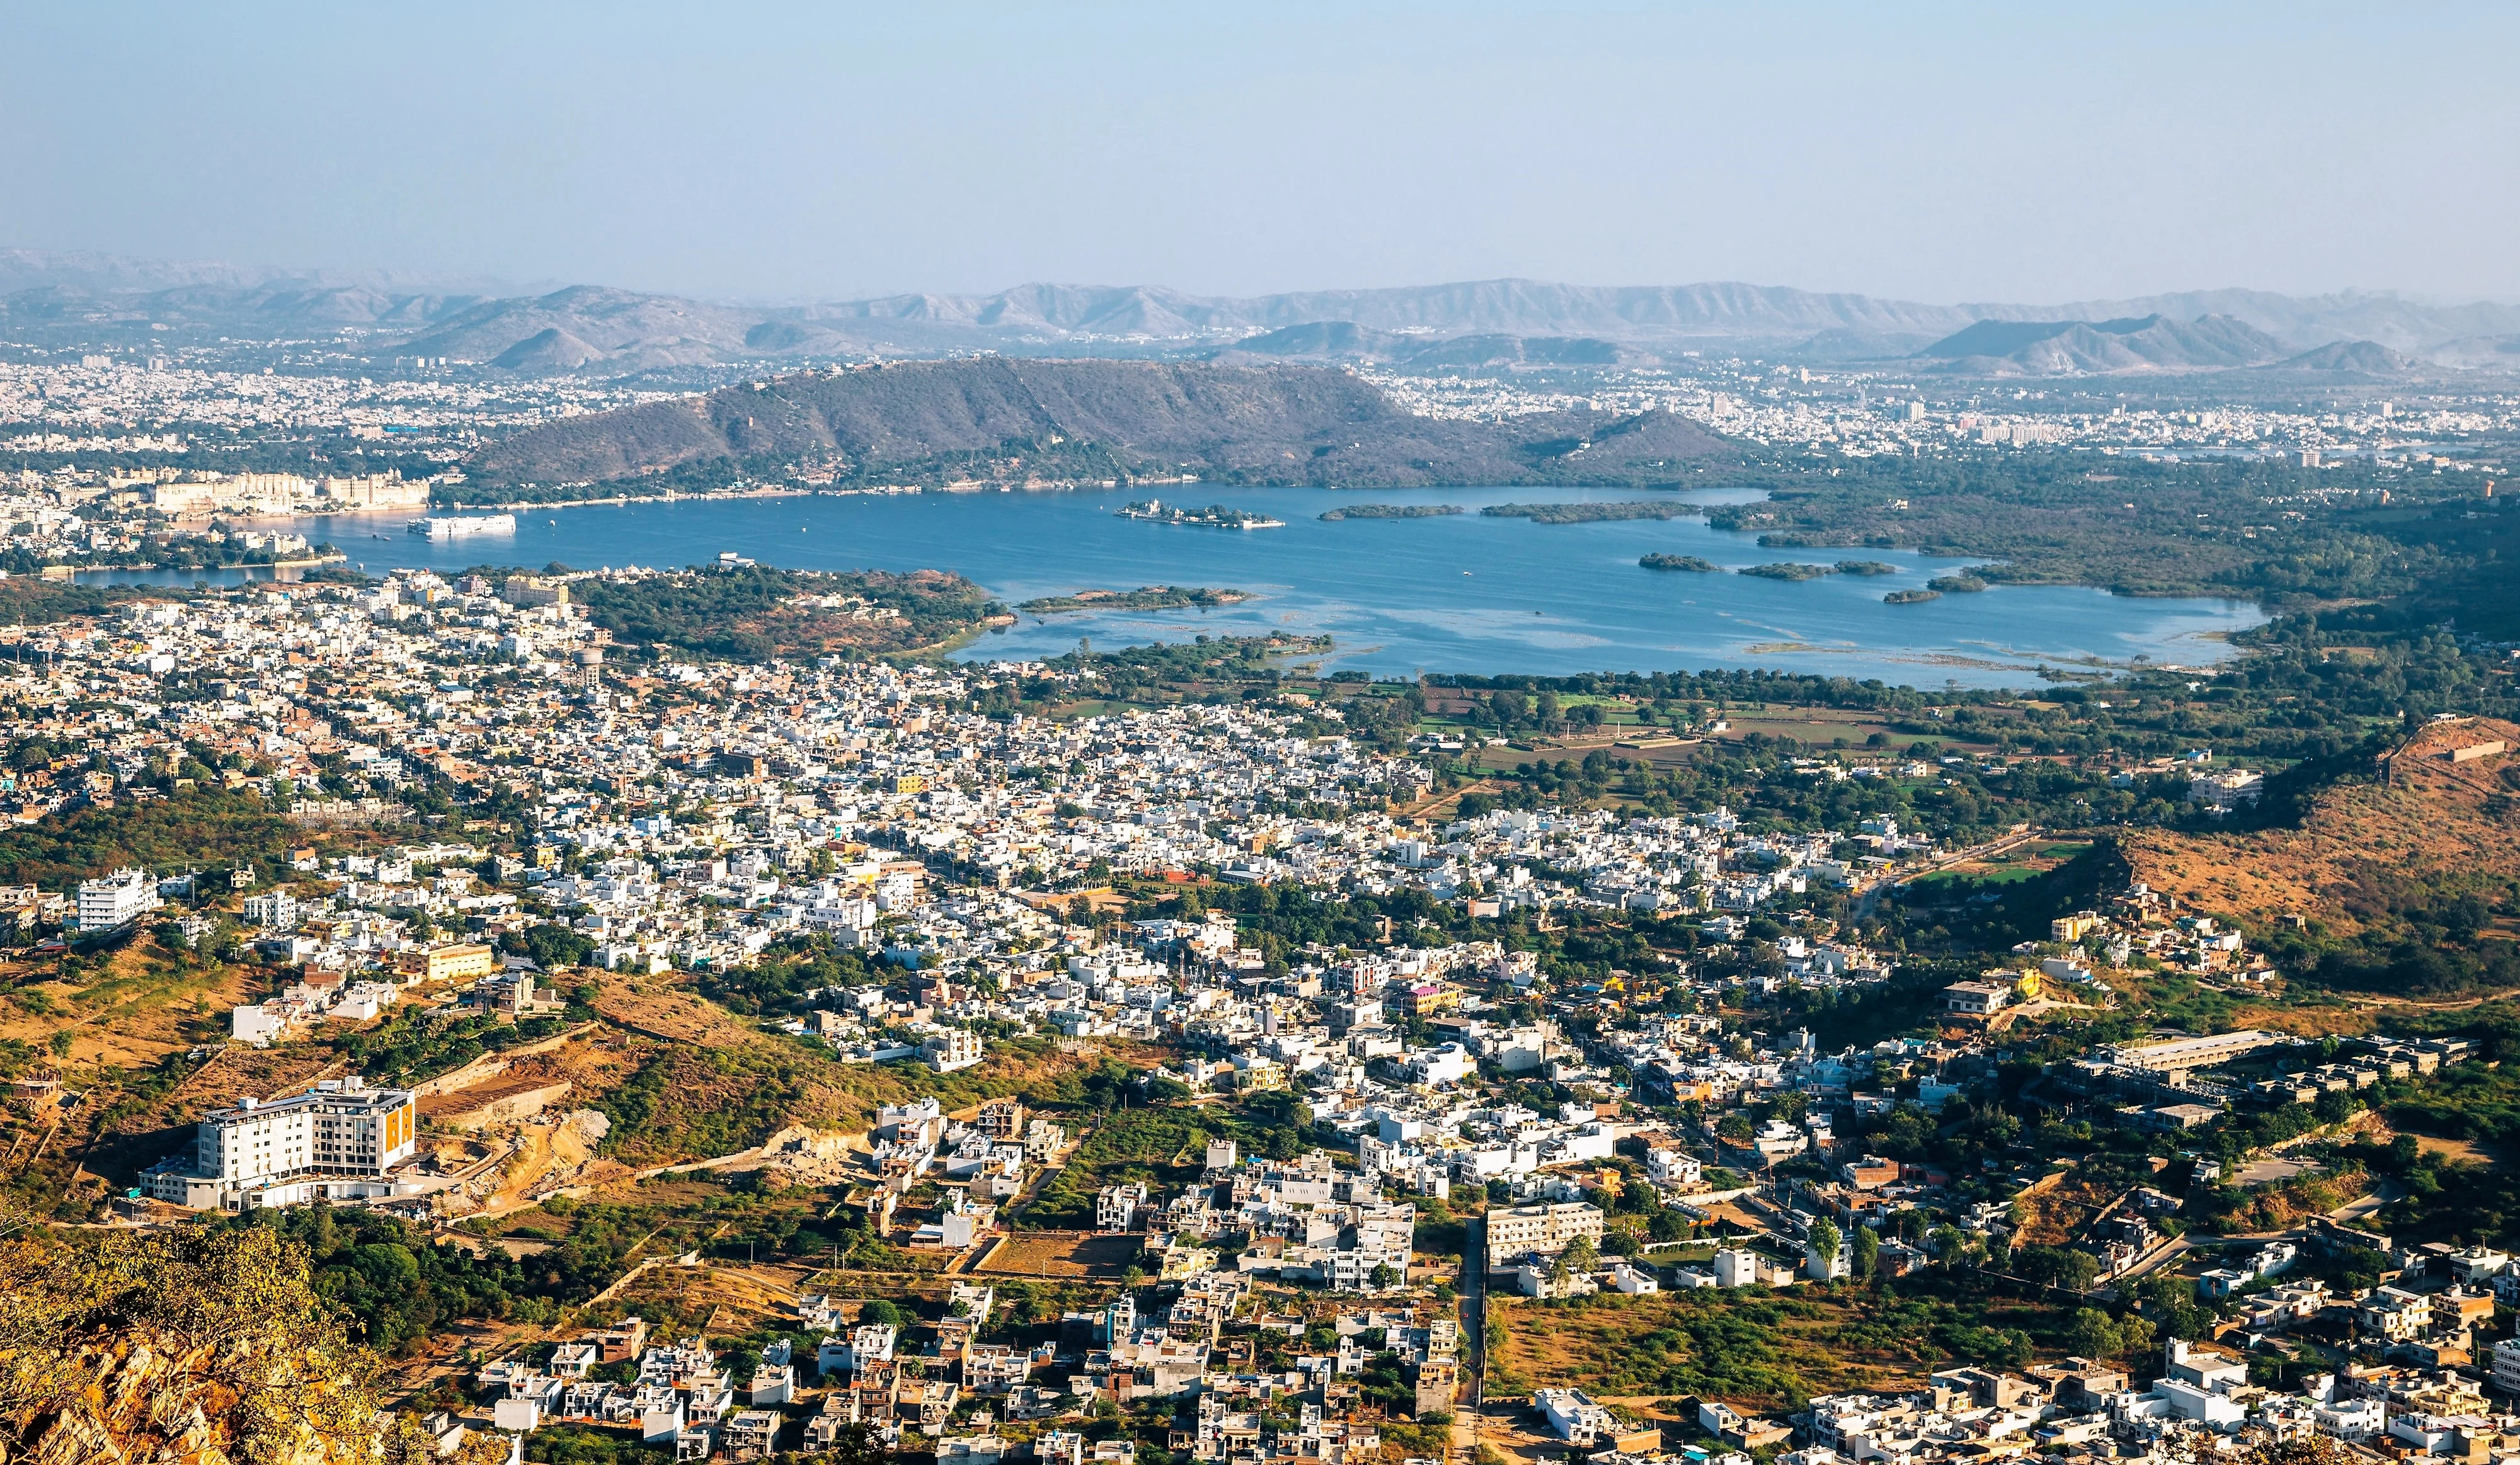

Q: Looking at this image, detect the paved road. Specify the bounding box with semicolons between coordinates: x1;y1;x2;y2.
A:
1458;1215;1487;1462
2103;1180;2403;1290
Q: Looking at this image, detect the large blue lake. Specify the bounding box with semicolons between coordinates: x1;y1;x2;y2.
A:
108;484;2264;687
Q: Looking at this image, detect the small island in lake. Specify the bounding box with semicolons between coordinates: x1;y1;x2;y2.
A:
1639;554;1717;572
1883;588;1943;604
1834;559;1899;576
1019;585;1250;614
1738;562;1836;581
1480;501;1701;523
1928;574;1991;593
1117;499;1285;528
1319;503;1464;521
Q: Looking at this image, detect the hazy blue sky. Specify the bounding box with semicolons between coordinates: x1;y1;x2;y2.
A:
6;3;2514;304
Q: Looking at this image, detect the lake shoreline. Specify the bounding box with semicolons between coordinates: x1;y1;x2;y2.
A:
178;484;2265;688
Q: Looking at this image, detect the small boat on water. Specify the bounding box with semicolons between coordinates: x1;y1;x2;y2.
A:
1115;498;1285;529
408;514;517;539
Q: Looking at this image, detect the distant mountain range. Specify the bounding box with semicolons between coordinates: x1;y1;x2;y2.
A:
4;246;2517;378
1213;322;1646;369
0;248;536;297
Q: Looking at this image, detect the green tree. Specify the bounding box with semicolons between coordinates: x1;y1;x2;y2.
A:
1851;1223;1880;1279
2063;1308;2120;1360
2015;1245;2100;1292
501;923;596;971
1807;1217;1842;1277
2134;1276;2212;1340
2114;1313;2157;1361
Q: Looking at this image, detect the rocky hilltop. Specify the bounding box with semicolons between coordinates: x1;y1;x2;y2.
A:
1913;312;2439;378
461;357;1727;494
1916;313;2289;374
0;1224;505;1465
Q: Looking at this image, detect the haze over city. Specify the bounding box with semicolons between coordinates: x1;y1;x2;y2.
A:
5;3;2517;305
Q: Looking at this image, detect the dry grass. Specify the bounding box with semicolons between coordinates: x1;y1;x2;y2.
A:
1704;708;1946;748
0;940;253;1068
2414;1136;2495;1166
2012;1176;2114;1247
2226;1003;2375;1038
2121;717;2520;939
592;982;770;1049
608;1258;806;1337
972;1230;1143;1279
1484;1280;2056;1409
1394;778;1509;823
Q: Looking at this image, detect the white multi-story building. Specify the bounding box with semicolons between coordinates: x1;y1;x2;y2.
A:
2099;1030;2281;1075
78;867;160;932
1484;1201;1603;1268
924;1028;985;1073
1536;1389;1642;1448
143;1076;416;1210
1714;1248;1763;1287
2492;1337;2520;1398
241;891;301;929
1098;1182;1149;1232
230;1004;289;1046
1645;1146;1703;1188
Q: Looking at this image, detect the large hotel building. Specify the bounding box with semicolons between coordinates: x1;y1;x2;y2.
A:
145;1076;417;1211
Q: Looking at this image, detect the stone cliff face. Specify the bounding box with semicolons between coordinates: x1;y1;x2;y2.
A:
13;1333;261;1464
0;1226;498;1465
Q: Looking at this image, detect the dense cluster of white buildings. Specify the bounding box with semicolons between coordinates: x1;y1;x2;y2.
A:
1787;1333;2520;1465
1361;364;2515;467
464;1263;1461;1464
0;355;673;569
3;566;1935;1034
0;356;658;450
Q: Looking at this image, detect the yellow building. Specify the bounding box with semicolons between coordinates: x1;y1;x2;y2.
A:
501;574;570;608
422;943;499;984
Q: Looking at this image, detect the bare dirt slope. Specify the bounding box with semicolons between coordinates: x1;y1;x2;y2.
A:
593;981;777;1049
0;939;251;1068
2120;717;2520;936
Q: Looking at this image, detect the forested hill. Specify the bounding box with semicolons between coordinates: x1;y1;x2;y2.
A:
459;358;1726;498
